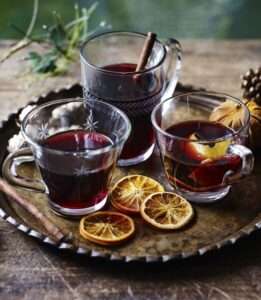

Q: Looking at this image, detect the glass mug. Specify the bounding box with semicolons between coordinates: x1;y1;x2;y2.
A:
152;92;254;203
80;31;182;166
2;98;131;216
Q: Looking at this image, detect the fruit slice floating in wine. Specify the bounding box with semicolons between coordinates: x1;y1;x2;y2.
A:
163;121;242;191
79;212;135;246
110;175;164;214
187;132;231;161
140;192;193;230
189;154;242;187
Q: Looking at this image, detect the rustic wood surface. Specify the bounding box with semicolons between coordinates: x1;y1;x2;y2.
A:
0;40;261;300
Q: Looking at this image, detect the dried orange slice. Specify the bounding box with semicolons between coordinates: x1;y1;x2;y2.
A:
79;211;135;246
110;175;164;214
140;192;193;230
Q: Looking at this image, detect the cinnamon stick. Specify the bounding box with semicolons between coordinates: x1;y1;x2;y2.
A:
0;179;67;243
135;32;157;72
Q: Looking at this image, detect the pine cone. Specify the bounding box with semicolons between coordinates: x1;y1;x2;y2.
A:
241;67;261;103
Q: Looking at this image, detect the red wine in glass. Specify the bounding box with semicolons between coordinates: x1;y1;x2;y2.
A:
102;63;161;160
162;121;242;192
39;130;114;210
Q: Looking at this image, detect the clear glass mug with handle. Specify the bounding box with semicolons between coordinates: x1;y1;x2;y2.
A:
152;92;254;203
80;31;182;166
2;98;131;216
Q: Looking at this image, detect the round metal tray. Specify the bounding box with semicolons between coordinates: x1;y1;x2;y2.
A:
1;83;261;263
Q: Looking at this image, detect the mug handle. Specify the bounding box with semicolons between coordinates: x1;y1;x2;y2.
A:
223;144;254;185
162;38;182;100
2;147;46;193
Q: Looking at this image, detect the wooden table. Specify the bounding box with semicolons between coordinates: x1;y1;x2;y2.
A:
0;40;261;300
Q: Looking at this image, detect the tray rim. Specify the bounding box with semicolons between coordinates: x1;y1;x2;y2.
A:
1;82;260;263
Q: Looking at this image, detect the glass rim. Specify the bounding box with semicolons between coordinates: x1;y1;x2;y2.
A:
151;91;250;143
21;98;131;156
80;30;167;76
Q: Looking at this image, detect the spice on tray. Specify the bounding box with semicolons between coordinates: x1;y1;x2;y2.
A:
140;192;194;230
79;211;135;246
110;175;164;214
0;179;68;242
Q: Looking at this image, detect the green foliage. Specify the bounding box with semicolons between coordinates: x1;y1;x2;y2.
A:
26;51;56;73
24;3;109;75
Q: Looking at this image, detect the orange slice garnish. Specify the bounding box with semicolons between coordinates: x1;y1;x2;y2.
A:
140;192;193;230
79;211;135;246
110;175;164;214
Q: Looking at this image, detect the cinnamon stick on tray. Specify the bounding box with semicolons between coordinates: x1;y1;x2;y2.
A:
0;179;67;243
135;32;157;72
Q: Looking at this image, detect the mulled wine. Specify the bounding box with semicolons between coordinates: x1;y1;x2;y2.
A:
39;130;114;210
103;63;135;73
162;121;242;192
102;63;161;160
81;32;183;166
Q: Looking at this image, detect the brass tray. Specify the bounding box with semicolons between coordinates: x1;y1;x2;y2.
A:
1;83;261;263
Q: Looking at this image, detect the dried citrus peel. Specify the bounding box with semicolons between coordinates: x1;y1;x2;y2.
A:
79;211;135;246
140;192;193;230
110;175;164;214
